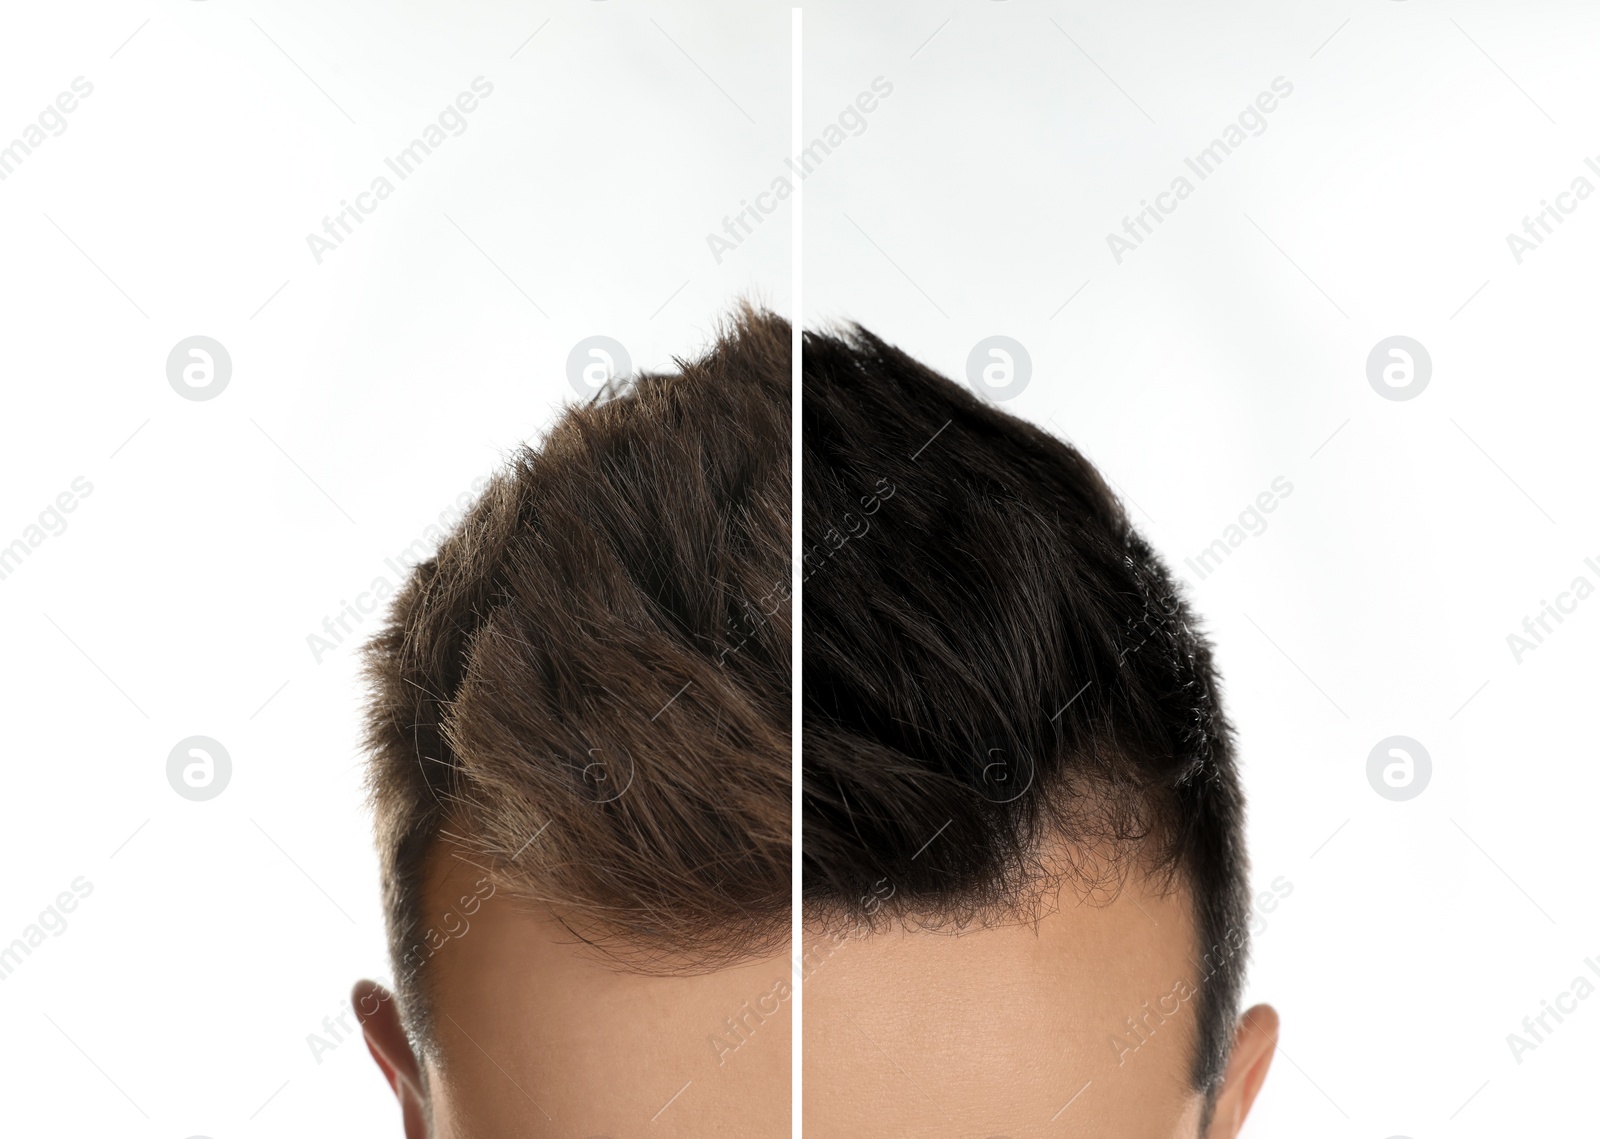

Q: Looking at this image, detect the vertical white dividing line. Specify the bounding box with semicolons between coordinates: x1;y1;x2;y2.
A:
789;8;803;1139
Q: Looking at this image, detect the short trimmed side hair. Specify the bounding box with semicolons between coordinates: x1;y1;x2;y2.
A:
801;325;1251;1100
362;309;792;1047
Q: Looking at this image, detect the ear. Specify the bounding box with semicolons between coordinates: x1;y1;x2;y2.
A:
1203;1003;1278;1138
352;980;431;1138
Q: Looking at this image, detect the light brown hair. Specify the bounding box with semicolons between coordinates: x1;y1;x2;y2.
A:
362;309;791;1047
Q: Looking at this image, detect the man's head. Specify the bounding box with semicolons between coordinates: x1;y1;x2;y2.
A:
356;309;793;1137
800;324;1277;1136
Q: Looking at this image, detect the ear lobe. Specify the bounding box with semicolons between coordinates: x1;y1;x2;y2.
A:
1203;1003;1278;1138
352;980;431;1138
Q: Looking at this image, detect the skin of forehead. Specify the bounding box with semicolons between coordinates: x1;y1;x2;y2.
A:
803;875;1207;1139
415;849;793;1138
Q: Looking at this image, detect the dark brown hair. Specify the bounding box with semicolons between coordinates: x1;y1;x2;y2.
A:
801;324;1251;1100
362;308;791;1047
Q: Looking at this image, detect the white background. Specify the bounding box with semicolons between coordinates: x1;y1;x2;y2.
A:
803;1;1598;1136
0;0;787;1134
3;1;1597;1137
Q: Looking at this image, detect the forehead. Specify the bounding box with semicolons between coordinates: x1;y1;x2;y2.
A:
803;877;1205;1137
417;849;792;1138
